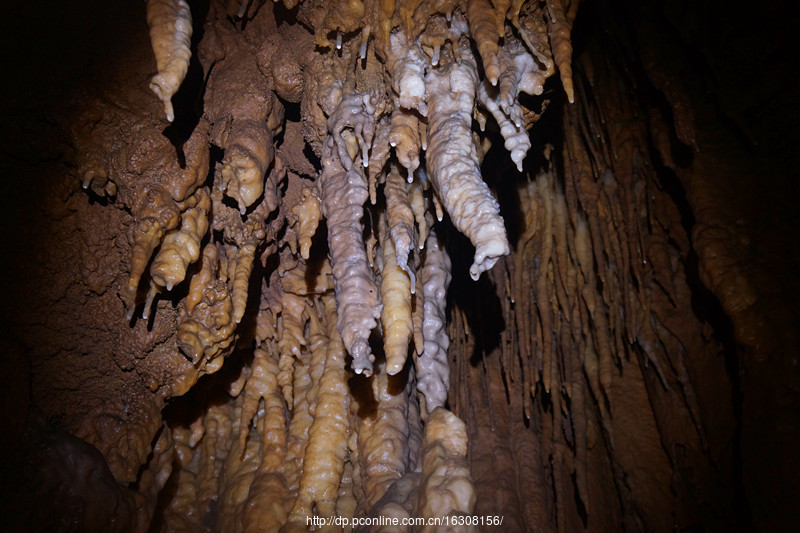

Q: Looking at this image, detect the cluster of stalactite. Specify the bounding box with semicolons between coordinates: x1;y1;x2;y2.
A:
67;0;740;530
102;0;583;387
154;287;474;532
446;34;737;530
71;0;581;529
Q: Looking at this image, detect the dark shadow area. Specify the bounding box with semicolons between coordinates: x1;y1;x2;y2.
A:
440;218;506;367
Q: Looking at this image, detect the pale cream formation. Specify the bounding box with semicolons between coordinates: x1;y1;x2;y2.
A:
508;33;551;98
384;164;417;277
407;178;429;252
368;474;421;532
379;219;414;375
330;92;380;172
416;407;476;531
477;81;530;171
118;119;211;319
76;0;594;529
416;228;452;417
431;191;444;222
288;310;351;525
386;32;429;116
425;40;510;280
277;290;308;405
368;117;393;204
239;348;290;532
282;312;322;500
291;186;322;260
389;108;422;174
301;51;346;149
313;0;367;49
177;243;238;374
473;131;492;164
412;271;426;357
318;95;383;376
146;0;193;122
124;187;181;319
357;367;413;510
150;187;211;291
413;6;468;61
221;119;275;214
229;242;257;324
477;33;547;171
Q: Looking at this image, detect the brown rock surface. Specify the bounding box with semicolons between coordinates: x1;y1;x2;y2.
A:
1;0;797;531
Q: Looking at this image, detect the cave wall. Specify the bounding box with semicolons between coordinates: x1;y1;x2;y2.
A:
1;0;798;531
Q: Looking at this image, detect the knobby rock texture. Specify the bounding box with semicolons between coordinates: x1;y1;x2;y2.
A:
1;0;798;531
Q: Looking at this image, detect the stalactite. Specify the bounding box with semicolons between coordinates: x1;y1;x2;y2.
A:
288;302;351;525
146;0;193;122
356;366;413;510
379;218;414;375
415;226;452;417
389;109;422;174
291;186;322;261
424;39;510;280
149;187;211;292
383;164;417;276
467;0;501;86
415;407;476;529
176;243;238;373
33;0;758;531
546;0;579;103
317;94;383;376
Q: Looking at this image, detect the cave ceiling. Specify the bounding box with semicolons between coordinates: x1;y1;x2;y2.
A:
0;0;798;531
